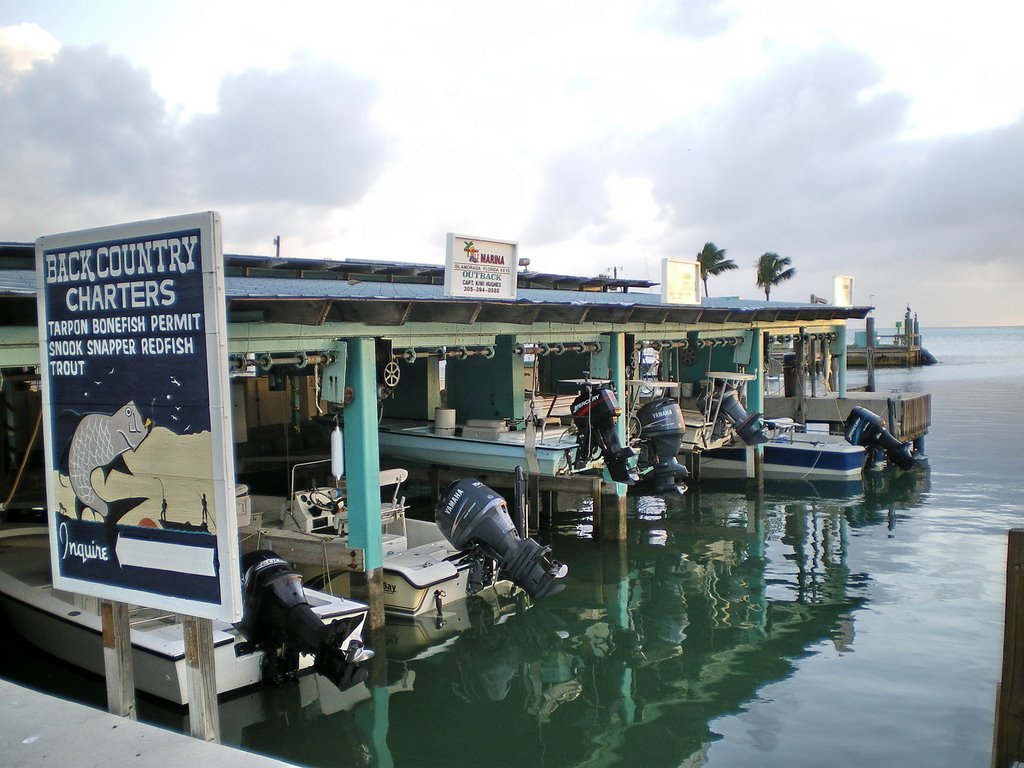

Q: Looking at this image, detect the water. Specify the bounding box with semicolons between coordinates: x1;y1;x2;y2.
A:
3;326;1023;767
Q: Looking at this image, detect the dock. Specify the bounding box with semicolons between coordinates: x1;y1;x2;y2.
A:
0;678;297;768
675;390;931;446
764;390;931;444
844;309;937;368
845;344;935;367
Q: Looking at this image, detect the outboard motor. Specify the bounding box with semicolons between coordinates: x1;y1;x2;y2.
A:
236;551;372;691
843;406;918;470
698;381;771;445
435;479;567;598
633;399;688;495
570;383;638;484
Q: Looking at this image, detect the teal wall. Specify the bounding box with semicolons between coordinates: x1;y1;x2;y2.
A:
537;351;590;392
382;356;440;420
445;336;524;422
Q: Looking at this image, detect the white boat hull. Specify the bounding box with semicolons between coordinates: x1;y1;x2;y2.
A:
377;421;578;476
0;528;368;706
699;433;866;480
308;519;502;618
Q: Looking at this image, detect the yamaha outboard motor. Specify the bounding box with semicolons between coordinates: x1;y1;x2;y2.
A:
570;383;638;484
698;381;771;445
843;406;918;470
236;551;372;691
435;479;567;598
633;399;688;495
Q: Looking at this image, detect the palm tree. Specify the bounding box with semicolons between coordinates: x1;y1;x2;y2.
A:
755;252;796;300
696;242;737;298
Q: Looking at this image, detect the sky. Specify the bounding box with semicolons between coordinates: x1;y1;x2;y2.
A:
1;0;1021;329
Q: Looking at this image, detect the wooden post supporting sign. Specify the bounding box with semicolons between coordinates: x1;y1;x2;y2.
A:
100;600;136;720
183;614;220;742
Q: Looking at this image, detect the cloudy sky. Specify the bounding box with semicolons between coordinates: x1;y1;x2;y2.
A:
1;1;1021;328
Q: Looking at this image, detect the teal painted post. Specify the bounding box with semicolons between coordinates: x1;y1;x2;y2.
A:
833;325;848;397
744;496;768;634
369;684;394;768
611;568;636;727
594;332;627;539
747;329;764;416
345;338;383;570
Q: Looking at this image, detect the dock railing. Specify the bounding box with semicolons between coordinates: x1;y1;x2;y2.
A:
874;332;922;349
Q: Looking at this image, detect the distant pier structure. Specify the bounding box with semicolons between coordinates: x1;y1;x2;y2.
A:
846;306;937;368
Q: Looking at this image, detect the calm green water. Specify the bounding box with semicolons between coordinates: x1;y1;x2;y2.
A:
3;326;1022;767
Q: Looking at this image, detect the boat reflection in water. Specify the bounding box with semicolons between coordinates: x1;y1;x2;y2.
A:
202;465;930;768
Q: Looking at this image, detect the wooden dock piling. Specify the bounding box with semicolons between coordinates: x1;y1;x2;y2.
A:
993;528;1024;768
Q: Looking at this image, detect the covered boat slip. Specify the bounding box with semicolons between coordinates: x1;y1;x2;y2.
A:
0;245;921;624
0;248;910;495
0;248;880;445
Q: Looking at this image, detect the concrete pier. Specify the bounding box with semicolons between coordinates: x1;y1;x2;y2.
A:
1;678;297;768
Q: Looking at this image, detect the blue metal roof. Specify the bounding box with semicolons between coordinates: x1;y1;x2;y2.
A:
0;270;34;295
227;275;842;310
0;234;870;327
0;267;868;319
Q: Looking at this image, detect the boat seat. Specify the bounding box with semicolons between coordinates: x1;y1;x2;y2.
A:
385;544;460;588
380;467;409;539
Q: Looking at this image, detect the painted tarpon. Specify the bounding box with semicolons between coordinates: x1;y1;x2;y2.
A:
67;400;151;527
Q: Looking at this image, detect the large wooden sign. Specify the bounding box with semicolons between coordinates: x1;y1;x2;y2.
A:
36;212;242;621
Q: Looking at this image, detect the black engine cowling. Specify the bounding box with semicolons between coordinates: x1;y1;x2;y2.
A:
633;399;689;494
698;381;771;445
843;406;918;470
570;384;638;484
435;479;567;598
236;551;371;691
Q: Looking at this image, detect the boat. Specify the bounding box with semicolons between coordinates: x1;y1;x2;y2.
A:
0;526;372;707
243;466;567;618
626;367;858;481
302;515;485;617
698;421;866;480
377;418;581;476
698;403;924;480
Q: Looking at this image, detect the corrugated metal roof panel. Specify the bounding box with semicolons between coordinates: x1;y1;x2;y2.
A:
0;271;35;294
0;267;870;322
224;253;656;292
